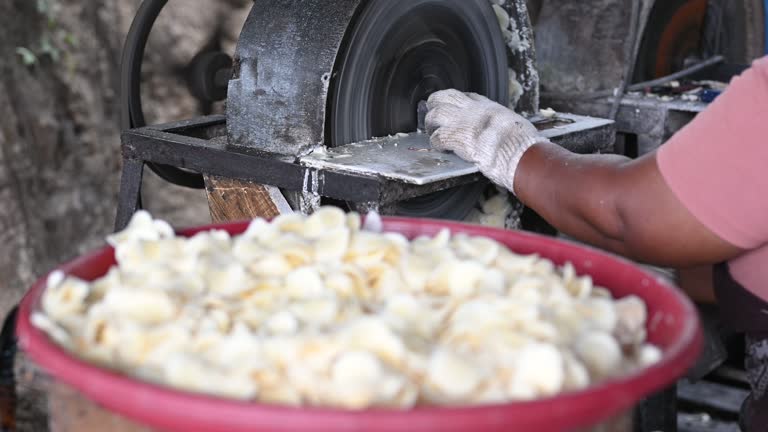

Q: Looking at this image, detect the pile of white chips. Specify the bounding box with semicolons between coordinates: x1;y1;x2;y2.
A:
32;207;661;409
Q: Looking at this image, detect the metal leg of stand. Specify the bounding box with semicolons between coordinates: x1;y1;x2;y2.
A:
114;158;145;232
634;385;678;432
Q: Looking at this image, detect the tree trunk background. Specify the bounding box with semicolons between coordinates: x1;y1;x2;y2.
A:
0;1;251;429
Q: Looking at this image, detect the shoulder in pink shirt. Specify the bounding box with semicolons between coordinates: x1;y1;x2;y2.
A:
658;56;768;300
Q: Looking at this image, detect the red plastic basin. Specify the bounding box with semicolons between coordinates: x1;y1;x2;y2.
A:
17;218;702;432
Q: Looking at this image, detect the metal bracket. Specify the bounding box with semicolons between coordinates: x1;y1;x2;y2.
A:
544;94;706;155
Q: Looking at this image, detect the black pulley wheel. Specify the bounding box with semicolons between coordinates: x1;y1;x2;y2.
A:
634;0;765;82
700;0;765;65
122;0;232;189
328;0;509;220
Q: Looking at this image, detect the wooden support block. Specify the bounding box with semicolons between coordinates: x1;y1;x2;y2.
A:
203;175;293;223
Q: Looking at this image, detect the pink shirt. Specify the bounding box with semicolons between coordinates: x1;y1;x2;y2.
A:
658;56;768;301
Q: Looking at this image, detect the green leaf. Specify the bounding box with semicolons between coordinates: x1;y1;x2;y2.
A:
15;47;38;66
63;32;78;47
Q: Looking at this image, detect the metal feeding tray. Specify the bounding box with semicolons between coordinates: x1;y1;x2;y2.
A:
116;113;614;230
301;114;613;185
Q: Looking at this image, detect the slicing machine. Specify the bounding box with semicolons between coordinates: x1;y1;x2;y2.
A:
0;1;760;430
115;0;615;231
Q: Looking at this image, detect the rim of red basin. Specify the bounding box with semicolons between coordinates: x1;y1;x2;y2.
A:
17;217;702;432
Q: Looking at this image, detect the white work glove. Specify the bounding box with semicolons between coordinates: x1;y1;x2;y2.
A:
425;89;549;195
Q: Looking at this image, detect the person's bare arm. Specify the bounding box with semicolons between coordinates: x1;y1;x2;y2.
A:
425;89;745;267
678;266;717;304
514;142;743;267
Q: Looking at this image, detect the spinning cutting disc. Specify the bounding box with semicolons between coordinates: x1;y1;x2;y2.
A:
328;0;509;219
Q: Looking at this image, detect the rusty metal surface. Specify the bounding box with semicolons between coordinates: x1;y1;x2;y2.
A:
226;0;363;156
535;0;632;94
544;94;703;154
223;0;538;219
533;0;658;95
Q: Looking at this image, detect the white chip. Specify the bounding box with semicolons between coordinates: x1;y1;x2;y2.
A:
34;206;660;409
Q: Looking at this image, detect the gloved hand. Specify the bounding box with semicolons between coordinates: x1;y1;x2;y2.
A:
425;89;549;195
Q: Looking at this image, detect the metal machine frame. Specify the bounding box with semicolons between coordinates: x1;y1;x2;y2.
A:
116;114;615;230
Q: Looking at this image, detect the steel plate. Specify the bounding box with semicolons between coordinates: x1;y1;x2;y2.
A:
302;113;614;185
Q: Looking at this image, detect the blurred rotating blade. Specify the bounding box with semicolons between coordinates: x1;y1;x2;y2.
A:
328;0;509;219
